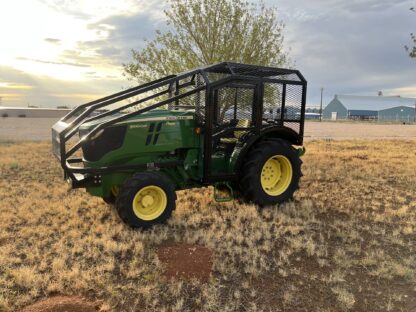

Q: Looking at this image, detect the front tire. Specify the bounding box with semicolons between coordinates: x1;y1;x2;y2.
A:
102;185;119;205
240;139;302;206
115;172;176;228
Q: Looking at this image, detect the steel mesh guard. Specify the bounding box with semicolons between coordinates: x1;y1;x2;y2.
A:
263;83;283;121
168;73;207;124
217;87;254;124
54;62;306;184
284;84;303;121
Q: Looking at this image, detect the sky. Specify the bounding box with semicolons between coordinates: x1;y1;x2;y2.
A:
0;0;415;108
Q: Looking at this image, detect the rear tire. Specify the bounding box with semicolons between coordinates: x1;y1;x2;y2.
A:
115;172;176;228
240;139;302;206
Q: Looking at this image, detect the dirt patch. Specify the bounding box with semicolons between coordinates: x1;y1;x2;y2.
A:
21;296;98;312
156;243;213;281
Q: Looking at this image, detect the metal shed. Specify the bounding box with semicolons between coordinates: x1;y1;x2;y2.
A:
323;95;416;122
379;106;416;123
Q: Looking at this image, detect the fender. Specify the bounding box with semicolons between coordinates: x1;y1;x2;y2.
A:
231;125;302;174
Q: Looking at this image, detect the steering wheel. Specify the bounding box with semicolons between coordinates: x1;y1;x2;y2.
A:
213;120;239;138
214;119;238;129
262;117;275;124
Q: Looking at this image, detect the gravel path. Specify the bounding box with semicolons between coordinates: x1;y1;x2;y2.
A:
1;118;415;142
0;118;57;142
304;121;416;140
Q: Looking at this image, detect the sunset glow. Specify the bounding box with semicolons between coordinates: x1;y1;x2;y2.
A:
0;0;414;108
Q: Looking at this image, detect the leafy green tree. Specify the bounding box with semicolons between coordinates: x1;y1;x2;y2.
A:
123;0;289;83
407;33;416;58
406;7;415;58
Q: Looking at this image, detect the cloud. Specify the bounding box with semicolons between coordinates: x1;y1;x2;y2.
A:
0;65;123;108
0;1;166;107
58;11;167;69
44;38;61;44
16;57;90;68
0;82;33;90
38;0;163;20
324;0;410;14
65;0;413;106
2;0;415;109
271;0;416;105
38;0;93;19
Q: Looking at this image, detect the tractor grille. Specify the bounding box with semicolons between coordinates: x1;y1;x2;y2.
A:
81;125;127;161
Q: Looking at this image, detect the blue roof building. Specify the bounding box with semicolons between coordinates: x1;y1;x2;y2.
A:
323;95;416;122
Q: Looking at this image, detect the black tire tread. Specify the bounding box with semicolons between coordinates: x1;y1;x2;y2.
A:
115;172;176;228
102;194;115;205
240;139;302;206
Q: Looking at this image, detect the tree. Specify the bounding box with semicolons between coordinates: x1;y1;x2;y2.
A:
123;0;289;84
406;7;416;58
407;33;416;58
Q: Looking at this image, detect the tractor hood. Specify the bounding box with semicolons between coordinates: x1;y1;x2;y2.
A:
76;109;196;162
79;109;194;131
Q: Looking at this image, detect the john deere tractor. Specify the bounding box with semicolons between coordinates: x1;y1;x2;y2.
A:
52;62;307;228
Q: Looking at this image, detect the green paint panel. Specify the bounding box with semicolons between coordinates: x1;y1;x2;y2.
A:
79;109;207;198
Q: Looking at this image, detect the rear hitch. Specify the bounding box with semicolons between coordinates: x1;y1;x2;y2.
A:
66;173;99;189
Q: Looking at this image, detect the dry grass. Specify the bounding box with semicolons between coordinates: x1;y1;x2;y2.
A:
0;140;415;311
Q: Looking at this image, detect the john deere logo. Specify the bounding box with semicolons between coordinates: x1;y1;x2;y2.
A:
146;122;163;145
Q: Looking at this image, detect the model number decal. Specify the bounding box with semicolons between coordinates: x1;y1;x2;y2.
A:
121;115;192;126
166;116;192;120
129;124;147;129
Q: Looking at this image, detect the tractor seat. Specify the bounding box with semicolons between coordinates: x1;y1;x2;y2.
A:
220;119;250;144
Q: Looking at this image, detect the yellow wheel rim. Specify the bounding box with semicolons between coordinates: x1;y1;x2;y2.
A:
132;186;167;221
111;185;119;197
260;155;293;196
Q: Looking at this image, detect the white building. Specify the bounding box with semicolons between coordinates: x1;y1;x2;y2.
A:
0;106;71;118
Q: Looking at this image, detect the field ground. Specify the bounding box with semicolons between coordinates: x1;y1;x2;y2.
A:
304;121;416;140
0;140;415;311
0;118;56;142
1;117;416;141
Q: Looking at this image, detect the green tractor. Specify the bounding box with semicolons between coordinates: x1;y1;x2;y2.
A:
52;62;307;228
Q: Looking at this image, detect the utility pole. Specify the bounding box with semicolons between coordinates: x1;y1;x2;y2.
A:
320;87;323;121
